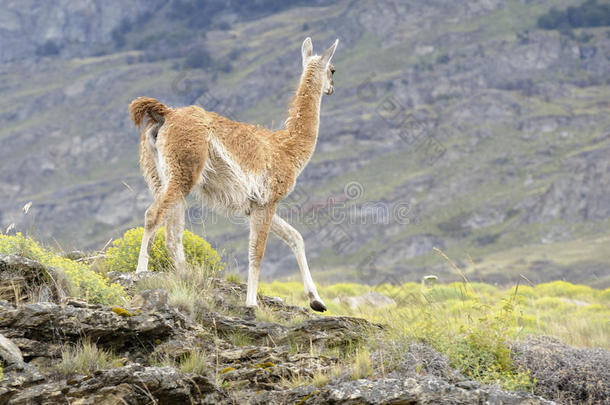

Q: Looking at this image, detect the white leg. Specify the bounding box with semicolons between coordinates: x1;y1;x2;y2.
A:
245;205;275;307
245;238;260;307
136;227;154;273
166;201;186;270
271;214;326;312
135;190;175;273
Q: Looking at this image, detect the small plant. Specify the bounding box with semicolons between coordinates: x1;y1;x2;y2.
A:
135;262;219;319
223;331;253;347
255;306;307;326
149;351;177;368
443;296;534;391
179;349;207;374
105;227;223;273
350;347;374;380
57;340;123;375
225;272;243;284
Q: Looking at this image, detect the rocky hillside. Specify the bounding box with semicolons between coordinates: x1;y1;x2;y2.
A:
1;253;608;404
1;0;609;287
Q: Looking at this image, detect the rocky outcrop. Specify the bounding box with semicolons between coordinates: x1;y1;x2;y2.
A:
252;377;555;405
0;364;223;405
0;256;573;404
0;299;194;360
0;294;558;405
0;255;67;303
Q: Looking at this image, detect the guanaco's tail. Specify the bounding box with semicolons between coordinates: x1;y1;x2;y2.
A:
128;97;171;128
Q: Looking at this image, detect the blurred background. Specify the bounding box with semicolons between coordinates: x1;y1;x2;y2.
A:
0;0;609;287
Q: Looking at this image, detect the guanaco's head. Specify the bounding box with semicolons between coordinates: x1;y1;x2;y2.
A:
301;37;339;95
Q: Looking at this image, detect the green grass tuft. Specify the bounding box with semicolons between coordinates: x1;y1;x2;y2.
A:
57;339;123;376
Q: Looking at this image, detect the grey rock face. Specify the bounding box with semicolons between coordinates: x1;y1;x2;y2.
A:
0;334;25;369
0;0;158;62
130;288;169;311
0;255;67;303
252;376;556;405
0;300;191;355
2;364;223;405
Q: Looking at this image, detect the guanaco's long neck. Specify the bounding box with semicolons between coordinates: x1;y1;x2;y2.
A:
284;63;323;171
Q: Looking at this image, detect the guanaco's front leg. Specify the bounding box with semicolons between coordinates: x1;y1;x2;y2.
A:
245;203;276;307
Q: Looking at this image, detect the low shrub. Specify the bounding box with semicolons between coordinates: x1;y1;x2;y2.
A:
105;227;223;273
0;233;126;305
443;297;534;391
535;281;594;299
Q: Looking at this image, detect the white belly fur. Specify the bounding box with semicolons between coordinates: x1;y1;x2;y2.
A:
196;136;269;214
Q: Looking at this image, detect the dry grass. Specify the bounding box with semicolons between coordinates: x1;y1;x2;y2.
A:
57;340;123;375
135;263;219;319
254;305;307;326
350;347;374;380
179;349;208;374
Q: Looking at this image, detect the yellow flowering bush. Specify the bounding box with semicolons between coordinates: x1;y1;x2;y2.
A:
105;227;223;273
0;233;126;305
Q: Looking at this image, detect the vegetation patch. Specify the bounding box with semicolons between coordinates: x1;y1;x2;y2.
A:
105;227;223;273
57;339;123;376
179;349;207;374
262;265;609;391
537;0;610;30
0;233;126;305
111;306;133;317
134;259;224;320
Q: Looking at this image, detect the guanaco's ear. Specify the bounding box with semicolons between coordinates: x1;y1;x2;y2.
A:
301;37;313;68
321;38;339;66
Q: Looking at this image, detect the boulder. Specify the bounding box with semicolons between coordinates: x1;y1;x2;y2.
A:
0;255;67;303
1;364;224;405
0;334;25;369
511;336;610;404
0;300;193;357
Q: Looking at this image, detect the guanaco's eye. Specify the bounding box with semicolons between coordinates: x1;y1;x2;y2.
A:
330;68;335;74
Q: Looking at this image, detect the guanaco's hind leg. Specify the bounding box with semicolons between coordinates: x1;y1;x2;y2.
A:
245;204;277;307
136;134;207;273
165;200;186;270
271;214;326;312
136;186;185;273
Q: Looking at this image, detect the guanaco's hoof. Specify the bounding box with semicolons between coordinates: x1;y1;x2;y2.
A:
310;299;327;312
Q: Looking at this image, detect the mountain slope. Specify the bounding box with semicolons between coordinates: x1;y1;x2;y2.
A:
1;0;609;287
